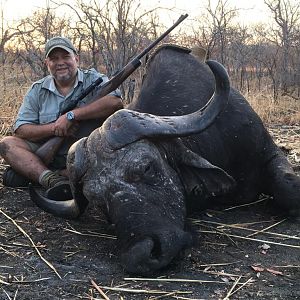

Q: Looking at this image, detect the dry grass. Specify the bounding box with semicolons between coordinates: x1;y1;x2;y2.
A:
0;65;31;137
0;67;299;137
246;92;300;125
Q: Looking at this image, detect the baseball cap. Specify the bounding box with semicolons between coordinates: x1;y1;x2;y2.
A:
45;37;77;58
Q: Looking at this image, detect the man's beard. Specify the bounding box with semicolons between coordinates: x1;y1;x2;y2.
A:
54;72;72;82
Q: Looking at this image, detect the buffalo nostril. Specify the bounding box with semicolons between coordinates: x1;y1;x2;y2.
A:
121;237;159;274
121;230;192;275
149;236;162;259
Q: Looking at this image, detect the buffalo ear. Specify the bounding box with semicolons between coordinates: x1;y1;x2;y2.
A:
67;137;89;181
191;46;208;62
164;139;236;203
67;137;89;212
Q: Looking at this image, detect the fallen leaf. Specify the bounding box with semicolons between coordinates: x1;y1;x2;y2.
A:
251;265;265;272
259;244;271;250
221;277;229;283
204;266;211;272
266;268;284;276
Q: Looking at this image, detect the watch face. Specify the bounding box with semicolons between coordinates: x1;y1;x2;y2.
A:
67;111;74;120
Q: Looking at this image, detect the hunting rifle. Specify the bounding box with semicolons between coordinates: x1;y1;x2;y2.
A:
35;13;188;165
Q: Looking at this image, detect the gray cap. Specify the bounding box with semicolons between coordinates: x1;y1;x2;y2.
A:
45;37;77;58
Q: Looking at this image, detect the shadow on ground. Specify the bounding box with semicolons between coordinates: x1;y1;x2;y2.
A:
0;180;299;300
0;125;299;300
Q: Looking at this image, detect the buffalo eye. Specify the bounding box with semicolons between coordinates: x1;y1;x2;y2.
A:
126;159;156;183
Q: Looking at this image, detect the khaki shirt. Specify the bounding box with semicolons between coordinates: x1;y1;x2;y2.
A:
14;68;121;130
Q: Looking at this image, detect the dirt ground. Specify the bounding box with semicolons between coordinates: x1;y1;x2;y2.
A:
0;125;299;300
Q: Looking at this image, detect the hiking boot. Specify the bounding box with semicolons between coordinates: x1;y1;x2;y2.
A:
39;170;69;190
2;167;30;188
45;182;73;200
39;170;72;201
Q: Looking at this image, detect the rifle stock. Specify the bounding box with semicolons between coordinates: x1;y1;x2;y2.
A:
35;14;188;165
35;136;64;165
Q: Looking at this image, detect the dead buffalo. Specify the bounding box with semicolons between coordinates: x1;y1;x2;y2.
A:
31;45;300;275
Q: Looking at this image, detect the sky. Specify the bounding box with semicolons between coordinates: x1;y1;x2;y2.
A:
1;0;270;26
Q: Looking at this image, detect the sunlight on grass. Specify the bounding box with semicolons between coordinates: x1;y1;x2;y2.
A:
246;92;300;125
0;67;299;137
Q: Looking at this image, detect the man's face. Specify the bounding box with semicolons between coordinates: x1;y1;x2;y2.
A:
45;48;79;83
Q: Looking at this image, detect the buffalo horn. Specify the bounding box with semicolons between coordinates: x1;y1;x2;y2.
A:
29;184;81;219
101;60;230;150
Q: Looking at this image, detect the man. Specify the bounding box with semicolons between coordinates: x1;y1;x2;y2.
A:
0;36;123;191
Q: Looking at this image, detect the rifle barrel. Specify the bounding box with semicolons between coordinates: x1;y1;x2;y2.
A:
60;77;104;115
137;14;188;60
35;14;188;166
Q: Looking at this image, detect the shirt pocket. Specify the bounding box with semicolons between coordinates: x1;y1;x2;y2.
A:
39;113;57;124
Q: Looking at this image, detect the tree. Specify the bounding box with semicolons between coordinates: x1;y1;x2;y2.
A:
264;0;300;93
227;25;253;92
203;0;239;64
14;7;72;80
55;0;162;102
0;3;39;94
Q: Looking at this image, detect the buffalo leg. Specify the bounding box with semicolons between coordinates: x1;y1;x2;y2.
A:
263;154;300;217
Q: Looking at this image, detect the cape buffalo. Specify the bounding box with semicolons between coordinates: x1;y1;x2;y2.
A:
31;45;300;275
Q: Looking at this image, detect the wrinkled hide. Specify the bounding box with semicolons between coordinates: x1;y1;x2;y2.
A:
68;129;236;274
70;134;192;274
129;46;300;215
36;45;300;275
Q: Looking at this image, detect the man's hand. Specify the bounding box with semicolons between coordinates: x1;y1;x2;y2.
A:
53;115;79;137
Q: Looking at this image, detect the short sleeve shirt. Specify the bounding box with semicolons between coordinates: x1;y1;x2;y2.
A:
14;68;122;131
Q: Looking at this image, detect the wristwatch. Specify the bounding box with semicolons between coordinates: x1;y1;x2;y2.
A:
66;111;75;121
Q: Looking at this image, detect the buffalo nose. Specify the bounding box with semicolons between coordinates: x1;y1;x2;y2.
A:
121;228;192;275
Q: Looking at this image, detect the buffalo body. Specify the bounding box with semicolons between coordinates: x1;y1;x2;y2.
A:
31;45;300;275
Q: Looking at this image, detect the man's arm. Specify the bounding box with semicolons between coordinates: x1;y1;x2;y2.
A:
72;94;123;121
15;123;55;142
15;95;123;141
48;94;123;137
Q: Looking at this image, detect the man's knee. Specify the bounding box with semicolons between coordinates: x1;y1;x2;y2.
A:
0;136;13;157
0;136;30;157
